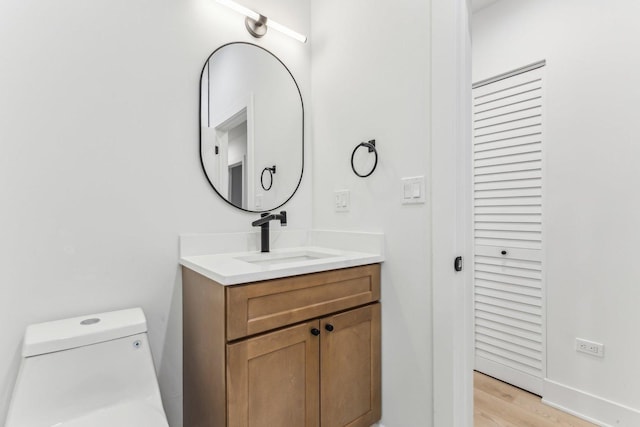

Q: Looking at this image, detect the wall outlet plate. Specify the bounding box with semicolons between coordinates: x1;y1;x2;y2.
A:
576;338;604;358
334;190;350;212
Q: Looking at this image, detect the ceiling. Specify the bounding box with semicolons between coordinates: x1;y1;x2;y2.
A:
471;0;501;13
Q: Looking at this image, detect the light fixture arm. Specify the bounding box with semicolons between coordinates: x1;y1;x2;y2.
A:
245;14;267;38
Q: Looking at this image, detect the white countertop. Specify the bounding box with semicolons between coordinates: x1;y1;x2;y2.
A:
179;246;384;285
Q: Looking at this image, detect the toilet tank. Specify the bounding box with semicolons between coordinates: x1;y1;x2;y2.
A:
5;308;167;427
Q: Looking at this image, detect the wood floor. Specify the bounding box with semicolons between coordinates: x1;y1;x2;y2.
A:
474;372;597;427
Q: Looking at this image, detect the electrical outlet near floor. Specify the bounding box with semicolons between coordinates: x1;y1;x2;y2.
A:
576;338;604;357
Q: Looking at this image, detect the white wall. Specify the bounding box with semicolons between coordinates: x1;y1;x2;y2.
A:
473;0;640;421
0;0;311;425
310;1;433;425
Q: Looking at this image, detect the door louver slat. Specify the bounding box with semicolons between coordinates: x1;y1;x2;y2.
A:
475;178;541;191
476;310;542;334
476;318;542;342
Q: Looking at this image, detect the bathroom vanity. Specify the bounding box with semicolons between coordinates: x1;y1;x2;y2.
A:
189;37;384;427
182;253;381;427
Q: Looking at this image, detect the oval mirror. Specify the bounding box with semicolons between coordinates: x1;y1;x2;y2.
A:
200;42;304;212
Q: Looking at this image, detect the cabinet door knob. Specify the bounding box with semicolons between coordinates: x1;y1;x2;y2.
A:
501;250;507;255
310;328;320;336
325;324;334;332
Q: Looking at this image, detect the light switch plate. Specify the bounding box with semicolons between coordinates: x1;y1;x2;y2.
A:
334;190;350;212
401;176;425;204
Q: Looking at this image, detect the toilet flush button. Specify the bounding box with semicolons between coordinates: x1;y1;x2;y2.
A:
80;318;101;325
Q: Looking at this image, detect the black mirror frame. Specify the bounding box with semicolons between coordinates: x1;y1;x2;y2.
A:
199;42;304;214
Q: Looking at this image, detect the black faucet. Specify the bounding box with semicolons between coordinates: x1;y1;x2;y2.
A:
252;211;287;253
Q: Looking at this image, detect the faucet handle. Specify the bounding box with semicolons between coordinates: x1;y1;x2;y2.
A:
279;211;287;226
252;212;272;227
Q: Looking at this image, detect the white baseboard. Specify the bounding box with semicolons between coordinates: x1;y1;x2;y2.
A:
543;379;640;427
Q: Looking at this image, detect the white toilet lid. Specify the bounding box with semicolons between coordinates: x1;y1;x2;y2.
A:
55;401;169;427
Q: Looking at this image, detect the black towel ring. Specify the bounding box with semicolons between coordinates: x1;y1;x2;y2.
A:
261;165;276;191
351;140;378;178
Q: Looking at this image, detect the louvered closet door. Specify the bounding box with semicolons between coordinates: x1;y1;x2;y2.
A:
473;64;545;396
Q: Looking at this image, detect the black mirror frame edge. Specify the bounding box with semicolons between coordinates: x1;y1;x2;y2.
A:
198;41;305;214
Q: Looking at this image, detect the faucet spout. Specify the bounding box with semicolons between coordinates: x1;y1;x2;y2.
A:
252;211;287;252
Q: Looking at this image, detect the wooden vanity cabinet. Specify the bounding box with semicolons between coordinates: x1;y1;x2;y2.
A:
183;264;381;427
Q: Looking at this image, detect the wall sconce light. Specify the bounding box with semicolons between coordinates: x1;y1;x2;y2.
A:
216;0;307;43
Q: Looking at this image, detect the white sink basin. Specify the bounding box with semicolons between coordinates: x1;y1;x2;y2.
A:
235;250;338;266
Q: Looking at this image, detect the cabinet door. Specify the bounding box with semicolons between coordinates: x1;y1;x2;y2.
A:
227;320;320;427
320;303;381;427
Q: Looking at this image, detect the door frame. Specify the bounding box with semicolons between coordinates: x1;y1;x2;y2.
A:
431;0;474;426
211;94;256;209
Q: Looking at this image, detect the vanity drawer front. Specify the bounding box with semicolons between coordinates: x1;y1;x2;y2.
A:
226;264;381;341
